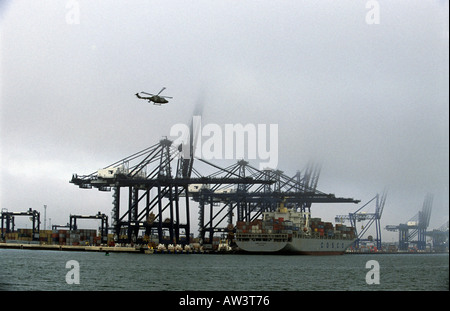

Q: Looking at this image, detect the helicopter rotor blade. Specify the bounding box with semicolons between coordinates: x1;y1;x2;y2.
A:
160;96;173;99
141;92;155;96
156;87;166;96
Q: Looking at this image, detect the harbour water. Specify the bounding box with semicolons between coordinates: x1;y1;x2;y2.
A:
0;249;448;291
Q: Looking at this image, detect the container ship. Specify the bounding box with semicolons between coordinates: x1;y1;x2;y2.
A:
235;206;356;255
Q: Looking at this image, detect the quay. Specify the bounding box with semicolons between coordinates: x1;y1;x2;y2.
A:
0;242;215;254
0;242;140;253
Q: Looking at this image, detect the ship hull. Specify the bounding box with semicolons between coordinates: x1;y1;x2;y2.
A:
236;237;355;255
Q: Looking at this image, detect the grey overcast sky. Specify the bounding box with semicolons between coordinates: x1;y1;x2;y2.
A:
1;0;448;241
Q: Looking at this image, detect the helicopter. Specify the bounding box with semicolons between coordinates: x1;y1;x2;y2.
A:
135;87;173;105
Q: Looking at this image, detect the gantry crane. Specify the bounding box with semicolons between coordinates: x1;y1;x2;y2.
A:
335;190;387;250
69;211;109;243
189;160;358;247
385;194;433;251
426;220;449;252
70;138;274;245
1;208;41;241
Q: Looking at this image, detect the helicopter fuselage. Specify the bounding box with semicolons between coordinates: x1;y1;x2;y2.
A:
135;93;168;104
150;96;168;104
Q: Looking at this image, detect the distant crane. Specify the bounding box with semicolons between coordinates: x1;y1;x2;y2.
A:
1;208;41;241
335;190;387;250
385;194;433;251
426;220;449;252
69;211;109;244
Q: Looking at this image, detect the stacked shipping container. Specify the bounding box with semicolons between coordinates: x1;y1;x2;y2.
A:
236;217;356;240
2;228;102;246
236;218;296;237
